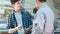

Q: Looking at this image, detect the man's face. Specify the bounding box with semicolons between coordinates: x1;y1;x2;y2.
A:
13;0;22;11
36;0;41;9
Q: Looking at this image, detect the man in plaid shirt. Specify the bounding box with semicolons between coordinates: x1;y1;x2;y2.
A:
7;0;32;34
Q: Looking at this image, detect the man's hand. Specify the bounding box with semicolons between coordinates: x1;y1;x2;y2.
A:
25;28;29;34
16;25;22;30
8;25;22;34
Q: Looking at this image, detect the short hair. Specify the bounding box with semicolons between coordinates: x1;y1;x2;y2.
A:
10;0;20;4
33;7;38;14
38;0;46;2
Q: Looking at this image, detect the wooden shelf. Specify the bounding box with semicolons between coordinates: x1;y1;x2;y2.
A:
0;32;9;34
54;2;60;4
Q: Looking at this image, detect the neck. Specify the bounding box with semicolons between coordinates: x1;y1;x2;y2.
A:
15;9;20;13
39;2;46;9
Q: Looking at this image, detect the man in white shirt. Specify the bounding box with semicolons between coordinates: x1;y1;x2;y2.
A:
31;0;54;34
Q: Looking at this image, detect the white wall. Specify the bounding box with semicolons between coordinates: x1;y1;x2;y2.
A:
47;0;60;19
24;0;36;14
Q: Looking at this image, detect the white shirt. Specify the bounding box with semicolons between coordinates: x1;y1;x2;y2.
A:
15;11;24;34
32;4;54;34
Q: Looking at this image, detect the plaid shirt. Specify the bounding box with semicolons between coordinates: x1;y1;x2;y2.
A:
7;9;32;34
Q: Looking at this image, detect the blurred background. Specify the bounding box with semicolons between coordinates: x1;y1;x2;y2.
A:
0;0;60;34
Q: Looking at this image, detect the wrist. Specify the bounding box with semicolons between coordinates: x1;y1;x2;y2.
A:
15;27;18;30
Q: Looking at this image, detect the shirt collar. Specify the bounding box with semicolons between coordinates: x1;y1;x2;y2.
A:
39;3;47;9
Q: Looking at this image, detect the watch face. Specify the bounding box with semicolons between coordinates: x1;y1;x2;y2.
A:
53;0;60;10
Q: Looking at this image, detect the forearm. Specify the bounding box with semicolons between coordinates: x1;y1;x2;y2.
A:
8;27;17;34
28;25;32;30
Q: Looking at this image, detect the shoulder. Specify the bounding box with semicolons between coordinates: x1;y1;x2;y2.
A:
8;12;13;18
21;8;29;15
